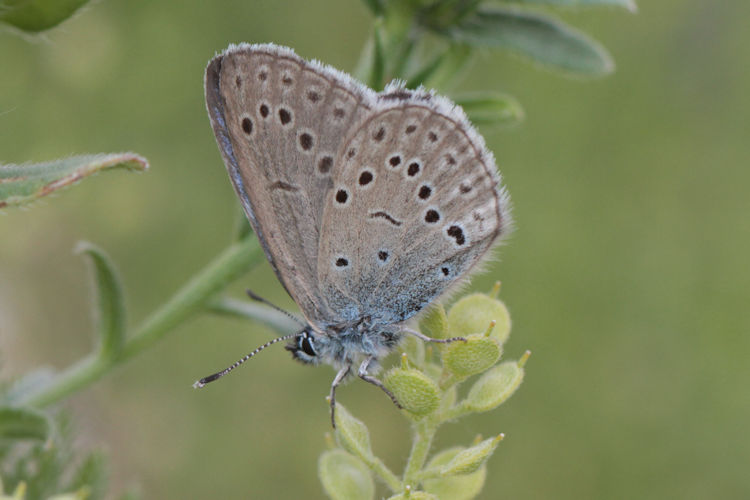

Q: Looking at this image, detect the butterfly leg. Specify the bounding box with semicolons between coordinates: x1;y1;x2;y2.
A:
400;326;467;344
358;356;403;410
329;364;351;428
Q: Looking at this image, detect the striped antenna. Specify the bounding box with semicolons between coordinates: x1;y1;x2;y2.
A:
193;332;298;388
246;289;306;326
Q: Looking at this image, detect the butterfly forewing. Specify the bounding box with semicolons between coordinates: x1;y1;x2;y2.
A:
205;44;375;327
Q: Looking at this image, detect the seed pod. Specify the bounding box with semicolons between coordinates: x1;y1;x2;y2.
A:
447;293;511;344
383;367;441;418
465;361;524;413
319;449;375;500
442;333;502;380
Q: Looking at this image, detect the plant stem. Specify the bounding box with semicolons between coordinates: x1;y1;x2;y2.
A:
120;237;263;361
403;419;438;488
21;237;264;408
366;455;403;493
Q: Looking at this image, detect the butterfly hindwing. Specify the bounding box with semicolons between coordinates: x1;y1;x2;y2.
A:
317;88;510;326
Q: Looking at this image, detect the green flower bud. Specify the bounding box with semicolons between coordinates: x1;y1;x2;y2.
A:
319;449;375;500
447;293;511;344
418;304;449;340
400;334;426;367
387;491;437;500
465;360;524;413
333;403;373;460
439;435;503;476
47;487;91;500
442;334;502;380
6;481;27;500
384;367;441;418
423;448;486;500
440;385;458;413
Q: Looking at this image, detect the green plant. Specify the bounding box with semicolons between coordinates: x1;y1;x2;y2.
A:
0;0;633;497
320;286;529;499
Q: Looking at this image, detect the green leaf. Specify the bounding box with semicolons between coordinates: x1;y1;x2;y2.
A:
455;92;524;126
334;404;374;462
0;0;91;33
47;486;91;500
359;0;384;16
233;205;253;241
319;449;375;500
3;369;57;406
497;0;637;12
368;19;386;90
0;407;50;441
75;242;126;362
423;447;486;500
0;153;148;210
66;451;107;500
444;6;614;76
414;44;475;90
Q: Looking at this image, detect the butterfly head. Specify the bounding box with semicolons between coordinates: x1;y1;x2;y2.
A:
286;327;322;365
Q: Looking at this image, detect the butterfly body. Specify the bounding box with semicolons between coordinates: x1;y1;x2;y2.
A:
286;323;401;370
201;43;511;417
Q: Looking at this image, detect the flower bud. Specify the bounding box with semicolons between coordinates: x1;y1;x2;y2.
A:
387;491;437;500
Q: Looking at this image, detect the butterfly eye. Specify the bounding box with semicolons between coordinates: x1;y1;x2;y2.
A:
300;333;317;357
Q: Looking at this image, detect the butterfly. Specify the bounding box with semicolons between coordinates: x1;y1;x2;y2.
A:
196;43;511;424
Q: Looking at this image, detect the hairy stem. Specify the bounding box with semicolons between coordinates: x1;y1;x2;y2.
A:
403;419;438;488
365;455;403;493
21;237;264;408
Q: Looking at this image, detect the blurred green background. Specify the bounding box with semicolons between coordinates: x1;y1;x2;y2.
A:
2;0;749;498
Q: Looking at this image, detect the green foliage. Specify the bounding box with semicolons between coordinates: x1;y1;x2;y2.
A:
383;364;441;417
443;6;614;75
454;93;525;127
498;0;637;11
75;242;127;363
320;287;528;499
1;0;629;497
442;332;502;380
319;449;375;500
0;407;49;441
0;414;107;500
0;154;148;210
422;448;486;500
447;293;511;343
355;0;631;111
0;0;91;33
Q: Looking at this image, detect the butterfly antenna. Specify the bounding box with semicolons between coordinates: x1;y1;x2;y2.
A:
193;332;298;388
246;289;305;326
